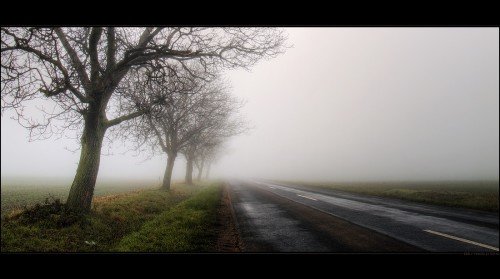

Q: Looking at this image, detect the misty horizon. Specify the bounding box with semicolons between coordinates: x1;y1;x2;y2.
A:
1;27;499;183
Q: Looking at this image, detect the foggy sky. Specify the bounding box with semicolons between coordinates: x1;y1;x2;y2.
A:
1;28;499;183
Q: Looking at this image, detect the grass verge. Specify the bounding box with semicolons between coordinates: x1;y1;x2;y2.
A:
115;184;222;252
1;182;221;252
276;181;499;212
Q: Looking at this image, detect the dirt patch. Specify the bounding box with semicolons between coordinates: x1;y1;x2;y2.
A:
214;184;243;252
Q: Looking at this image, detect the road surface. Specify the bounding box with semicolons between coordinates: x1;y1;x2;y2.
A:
228;180;499;252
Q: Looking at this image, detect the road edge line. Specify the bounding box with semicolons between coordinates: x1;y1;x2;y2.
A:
252;181;429;251
423;229;499;251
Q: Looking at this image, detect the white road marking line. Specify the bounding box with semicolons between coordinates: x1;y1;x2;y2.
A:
269;186;275;189
423;229;499;251
297;194;318;201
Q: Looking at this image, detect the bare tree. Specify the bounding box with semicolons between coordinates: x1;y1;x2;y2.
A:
194;141;226;181
1;27;287;212
120;74;235;189
183;135;220;185
182;99;246;184
203;148;221;180
194;140;220;181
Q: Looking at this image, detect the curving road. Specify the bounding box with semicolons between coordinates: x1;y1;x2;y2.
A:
228;180;499;252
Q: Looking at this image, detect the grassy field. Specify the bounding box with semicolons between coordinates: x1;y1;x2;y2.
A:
277;180;499;212
1;181;223;252
1;178;160;217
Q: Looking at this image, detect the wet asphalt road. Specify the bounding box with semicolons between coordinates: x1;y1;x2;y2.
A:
228;180;499;252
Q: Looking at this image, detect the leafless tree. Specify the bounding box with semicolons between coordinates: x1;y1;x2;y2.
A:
203;147;222;180
194;141;226;181
120;74;238;189
181;98;247;184
1;27;287;212
194;140;221;181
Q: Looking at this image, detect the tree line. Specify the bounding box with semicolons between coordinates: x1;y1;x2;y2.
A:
1;27;287;212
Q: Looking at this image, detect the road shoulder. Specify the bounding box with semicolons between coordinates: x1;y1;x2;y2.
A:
214;183;243;252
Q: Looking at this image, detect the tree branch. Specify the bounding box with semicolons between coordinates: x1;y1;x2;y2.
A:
105;110;146;128
147;116;168;152
106;27;116;71
54;28;91;92
1;34;90;103
115;27;165;69
88;27;103;84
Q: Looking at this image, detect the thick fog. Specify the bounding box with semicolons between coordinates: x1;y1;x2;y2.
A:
1;28;499;183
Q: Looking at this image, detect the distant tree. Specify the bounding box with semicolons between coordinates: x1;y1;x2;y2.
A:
181;102;246;184
194;140;222;181
197;142;226;181
203;146;223;180
1;27;287;212
121;75;239;189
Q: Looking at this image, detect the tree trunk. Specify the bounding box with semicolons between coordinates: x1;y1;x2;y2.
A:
205;162;211;180
66;104;107;213
185;157;194;185
196;159;204;181
162;153;176;190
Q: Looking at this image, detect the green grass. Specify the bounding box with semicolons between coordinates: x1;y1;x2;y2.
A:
277;180;499;212
1;181;222;252
116;184;222;252
1;178;159;218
